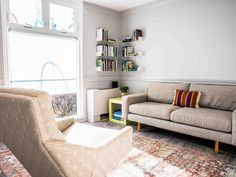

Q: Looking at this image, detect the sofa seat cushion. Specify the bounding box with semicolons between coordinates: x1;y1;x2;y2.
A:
170;107;232;132
129;102;180;120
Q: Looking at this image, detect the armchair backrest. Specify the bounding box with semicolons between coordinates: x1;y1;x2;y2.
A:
0;87;64;142
0;88;65;177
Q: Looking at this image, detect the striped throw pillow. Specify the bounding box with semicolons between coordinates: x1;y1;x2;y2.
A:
173;89;201;108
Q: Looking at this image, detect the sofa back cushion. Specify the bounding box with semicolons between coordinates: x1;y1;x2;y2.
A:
148;82;190;104
190;84;236;111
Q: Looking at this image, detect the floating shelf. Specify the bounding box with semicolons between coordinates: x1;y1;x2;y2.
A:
96;40;117;46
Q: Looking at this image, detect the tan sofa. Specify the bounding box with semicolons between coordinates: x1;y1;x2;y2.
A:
0;87;133;177
122;82;236;152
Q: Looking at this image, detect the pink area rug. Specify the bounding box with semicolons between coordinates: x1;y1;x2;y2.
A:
86;121;236;177
0;143;31;177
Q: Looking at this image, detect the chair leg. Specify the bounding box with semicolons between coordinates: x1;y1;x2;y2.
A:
214;141;219;153
137;123;141;132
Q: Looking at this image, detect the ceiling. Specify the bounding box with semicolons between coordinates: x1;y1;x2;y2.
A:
83;0;159;12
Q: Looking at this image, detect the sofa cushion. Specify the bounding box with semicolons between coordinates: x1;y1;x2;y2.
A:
148;82;190;104
129;102;180;120
170;107;232;132
190;84;236;111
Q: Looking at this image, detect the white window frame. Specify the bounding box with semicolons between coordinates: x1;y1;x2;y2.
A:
8;0;79;39
0;0;85;120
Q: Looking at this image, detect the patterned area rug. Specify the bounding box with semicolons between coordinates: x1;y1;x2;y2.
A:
85;121;236;177
0;143;31;177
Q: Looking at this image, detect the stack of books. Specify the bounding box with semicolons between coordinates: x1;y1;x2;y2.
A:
96;59;117;72
96;28;108;41
96;45;117;57
112;110;122;120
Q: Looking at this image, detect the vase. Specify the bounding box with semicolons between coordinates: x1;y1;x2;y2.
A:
121;92;128;96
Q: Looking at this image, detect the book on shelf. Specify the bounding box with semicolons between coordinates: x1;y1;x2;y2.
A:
96;59;117;72
96;28;108;42
96;44;117;57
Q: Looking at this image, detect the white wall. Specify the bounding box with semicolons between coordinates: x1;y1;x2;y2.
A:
83;2;121;88
120;0;236;93
82;2;121;118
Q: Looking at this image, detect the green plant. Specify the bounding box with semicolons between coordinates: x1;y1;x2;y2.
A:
120;86;129;93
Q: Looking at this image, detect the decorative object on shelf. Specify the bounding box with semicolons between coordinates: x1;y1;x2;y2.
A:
120;86;129;96
122;60;139;72
132;29;143;41
122;37;132;43
96;27;118;72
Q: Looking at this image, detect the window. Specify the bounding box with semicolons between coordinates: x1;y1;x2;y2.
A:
7;0;80;117
50;3;75;32
9;32;77;95
10;0;43;28
9;0;78;34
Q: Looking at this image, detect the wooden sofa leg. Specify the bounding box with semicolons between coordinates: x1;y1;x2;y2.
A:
214;141;219;153
137;123;141;132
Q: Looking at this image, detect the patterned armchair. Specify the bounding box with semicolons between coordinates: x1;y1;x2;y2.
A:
0;87;133;177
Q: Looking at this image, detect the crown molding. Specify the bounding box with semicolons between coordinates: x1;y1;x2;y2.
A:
83;2;121;17
121;0;180;17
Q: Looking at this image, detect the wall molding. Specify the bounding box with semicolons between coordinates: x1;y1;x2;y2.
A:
120;76;236;85
85;75;120;82
121;0;181;16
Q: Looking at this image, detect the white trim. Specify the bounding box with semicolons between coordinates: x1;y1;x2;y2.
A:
85;76;120;82
8;0;79;38
77;0;85;120
0;0;9;86
120;76;236;85
83;2;121;18
9;24;78;39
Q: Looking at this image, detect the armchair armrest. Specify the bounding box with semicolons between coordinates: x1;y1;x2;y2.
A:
45;126;133;177
55;117;75;132
232;110;236;146
122;92;148;119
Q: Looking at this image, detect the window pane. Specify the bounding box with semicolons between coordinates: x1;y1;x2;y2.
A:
50;3;75;33
10;0;43;27
9;32;77;95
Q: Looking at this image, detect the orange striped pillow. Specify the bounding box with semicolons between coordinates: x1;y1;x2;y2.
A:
172;89;201;108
